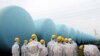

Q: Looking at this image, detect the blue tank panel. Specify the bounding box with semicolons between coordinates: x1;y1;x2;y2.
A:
35;19;56;45
56;25;77;41
56;25;96;44
0;6;35;52
56;25;70;37
75;32;96;44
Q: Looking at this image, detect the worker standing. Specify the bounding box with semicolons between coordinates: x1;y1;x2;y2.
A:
39;39;48;56
68;38;78;56
51;36;63;56
79;44;100;56
12;37;20;56
27;39;33;56
21;40;28;56
47;34;57;56
63;38;76;56
84;44;100;56
27;34;41;56
68;38;77;47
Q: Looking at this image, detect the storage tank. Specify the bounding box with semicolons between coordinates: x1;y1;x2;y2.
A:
34;19;56;45
56;25;69;37
0;6;35;53
56;25;96;44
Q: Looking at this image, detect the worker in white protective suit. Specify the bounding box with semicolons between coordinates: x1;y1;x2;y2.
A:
27;34;41;56
63;38;76;56
68;38;77;47
51;36;63;56
21;40;28;56
84;44;100;56
39;39;48;56
12;37;20;56
68;38;78;56
27;39;33;56
47;34;57;56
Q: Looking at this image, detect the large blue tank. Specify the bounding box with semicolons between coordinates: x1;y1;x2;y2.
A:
34;19;56;45
56;25;96;44
56;25;70;37
0;6;35;53
56;25;78;41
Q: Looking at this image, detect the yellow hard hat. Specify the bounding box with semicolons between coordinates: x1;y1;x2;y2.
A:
57;36;62;42
62;37;64;42
31;34;37;39
29;39;33;42
51;34;56;39
40;39;45;44
15;37;20;42
79;45;84;50
24;40;28;45
64;38;69;43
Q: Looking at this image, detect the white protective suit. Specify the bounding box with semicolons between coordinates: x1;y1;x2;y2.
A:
21;45;28;56
12;42;20;56
39;43;48;56
47;40;56;56
69;39;78;56
51;42;63;56
84;45;100;56
27;40;41;56
63;43;76;56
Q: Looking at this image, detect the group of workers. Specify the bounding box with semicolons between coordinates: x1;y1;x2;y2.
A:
12;34;100;56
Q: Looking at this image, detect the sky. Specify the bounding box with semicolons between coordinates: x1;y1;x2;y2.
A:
0;0;100;39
